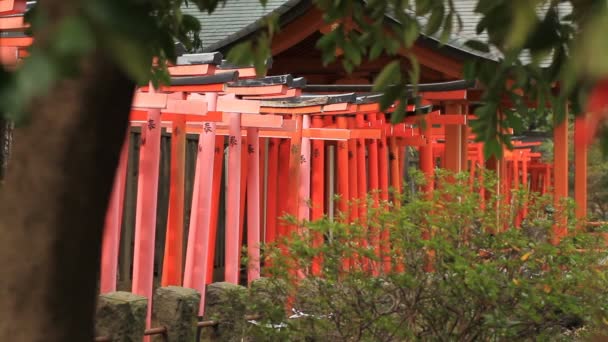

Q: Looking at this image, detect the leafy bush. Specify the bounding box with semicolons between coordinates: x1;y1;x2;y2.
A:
224;171;608;341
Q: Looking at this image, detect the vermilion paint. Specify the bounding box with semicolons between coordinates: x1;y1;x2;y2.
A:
132;107;162;328
100;134;129;293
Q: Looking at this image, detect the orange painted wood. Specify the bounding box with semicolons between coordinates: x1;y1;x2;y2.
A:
277;139;291;239
311;116;325;276
0;46;17;65
217;97;261;114
553;114;569;242
130;110;223;124
512;151;521;228
265;138;279;244
336;116;351;270
347;117;359;225
161;114;186;287
0;36;31;46
132;108;162;328
322;102;350;112
168;64;214;76
350;129;382;139
225;84;287;96
521;150;529;220
261;105;324;115
218;112;283;128
419;117;434;194
183;93;219;314
356;114;368;222
575;116;588;222
132;92;169;109
389;136;402;205
225;112;242;284
444;104;463;173
242;88;301;99
246;128;261;283
461;124;468;172
140;84;225;93
206;136;225;284
299;115;312;222
259;138;266;241
99;133;129;293
420;90;467;101
377;113;391;274
389;134;404;273
303;128;349;140
286;115;304;235
367;113;381;274
0;0;26;14
336;116;350;220
239;137;248;252
163;99;208;114
271;7;325;55
357;103;382;113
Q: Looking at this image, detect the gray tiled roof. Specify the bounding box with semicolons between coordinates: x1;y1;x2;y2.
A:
186;0;572;65
182;0;303;52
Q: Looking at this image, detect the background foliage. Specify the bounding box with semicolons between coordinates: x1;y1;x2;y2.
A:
212;171;608;341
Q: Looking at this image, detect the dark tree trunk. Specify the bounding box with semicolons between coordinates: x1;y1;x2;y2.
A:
0;118;13;181
0;47;135;342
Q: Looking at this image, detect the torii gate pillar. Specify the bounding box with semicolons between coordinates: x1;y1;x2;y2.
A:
574;115;587;222
445;103;464;172
553;110;569;241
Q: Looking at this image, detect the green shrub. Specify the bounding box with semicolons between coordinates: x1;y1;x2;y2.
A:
228;171;608;341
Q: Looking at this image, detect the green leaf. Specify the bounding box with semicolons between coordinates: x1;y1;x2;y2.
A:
407;54;420;89
51;16;95;57
227;41;254;66
475;0;502;14
464;40;490;53
343;39;361;66
403;21;420;47
391;98;407;124
105;33;154;85
425;4;444;36
415;0;432;15
439;12;453;44
463;60;476;81
506;1;539;50
379;84;402;112
373;60;401;92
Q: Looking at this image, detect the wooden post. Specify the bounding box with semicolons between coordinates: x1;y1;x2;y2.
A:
347;117;360;224
132;107;162;328
239;137;248;250
247;128;261;283
377;113;391;274
299;115;312;222
444;104;463;173
356;113;368;222
419;115;434;194
265;138;279;243
336;116;350;270
277;139;291;238
183;93;218;314
207;136;225;283
311;116;325;275
287;115;304;231
162;110;187;287
100;134;129;293
553;112;568;242
574;116;588;223
367;113;381;274
225;112;242;284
